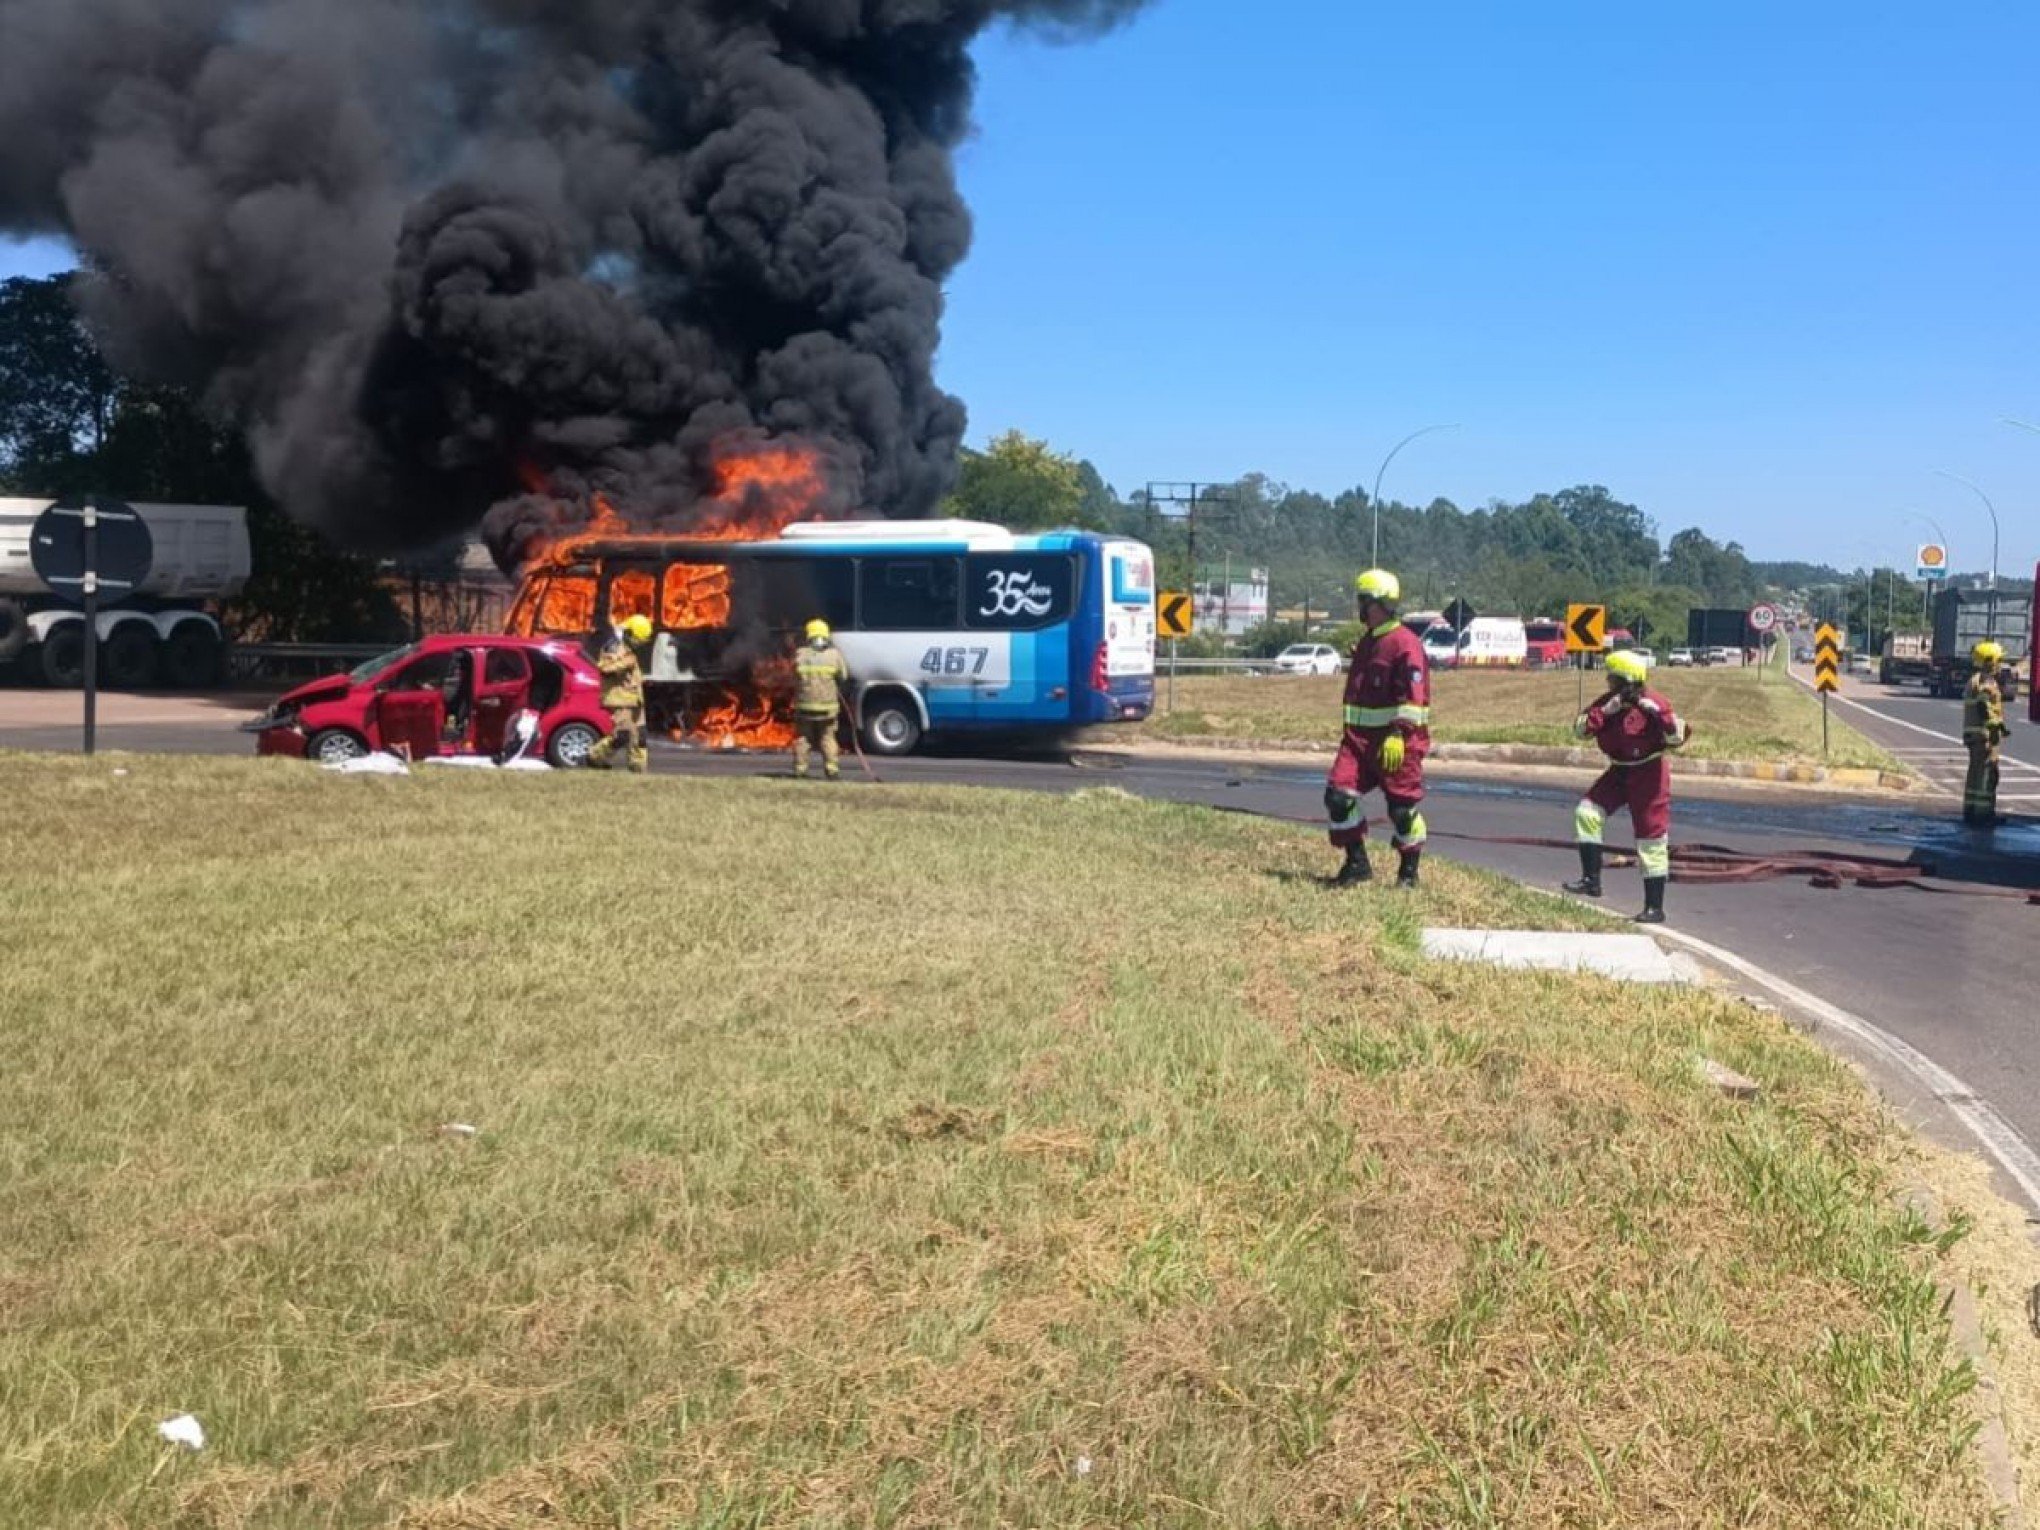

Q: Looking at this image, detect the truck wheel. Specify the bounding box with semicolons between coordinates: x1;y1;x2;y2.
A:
0;598;27;663
39;624;85;687
860;695;923;756
104;624;161;689
162;623;223;688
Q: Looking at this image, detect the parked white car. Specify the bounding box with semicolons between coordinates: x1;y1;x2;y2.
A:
1273;643;1343;676
1421;623;1459;668
1666;648;1696;667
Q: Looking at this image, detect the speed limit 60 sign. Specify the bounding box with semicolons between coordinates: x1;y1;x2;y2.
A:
1748;603;1778;634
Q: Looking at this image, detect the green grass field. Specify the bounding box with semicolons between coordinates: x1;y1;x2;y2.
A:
0;755;1988;1526
1139;661;1898;770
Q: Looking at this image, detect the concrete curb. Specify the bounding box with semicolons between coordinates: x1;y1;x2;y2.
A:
1093;734;1917;793
1907;1184;2028;1529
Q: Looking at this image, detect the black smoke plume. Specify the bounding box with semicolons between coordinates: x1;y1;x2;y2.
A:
0;0;1150;566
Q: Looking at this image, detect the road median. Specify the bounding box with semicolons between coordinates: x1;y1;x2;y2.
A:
1109;664;1916;793
0;753;2008;1524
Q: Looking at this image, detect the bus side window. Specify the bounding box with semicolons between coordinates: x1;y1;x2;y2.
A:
857;557;962;630
608;567;658;629
745;557;855;634
538;573;598;635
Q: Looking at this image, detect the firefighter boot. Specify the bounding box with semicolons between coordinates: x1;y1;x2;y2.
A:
1562;844;1603;898
1396;848;1421;889
1332;845;1373;887
1635;876;1667;925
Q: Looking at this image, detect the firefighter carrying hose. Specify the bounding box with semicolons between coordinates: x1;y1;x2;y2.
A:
1565;649;1689;923
793;618;850;781
587;614;652;773
1325;568;1431;888
1963;640;2009;827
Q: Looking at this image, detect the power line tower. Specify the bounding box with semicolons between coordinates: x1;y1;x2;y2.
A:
1142;481;1236;627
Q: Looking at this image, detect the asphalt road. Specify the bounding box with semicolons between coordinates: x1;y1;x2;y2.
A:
1798;662;2040;810
10;689;2040;1207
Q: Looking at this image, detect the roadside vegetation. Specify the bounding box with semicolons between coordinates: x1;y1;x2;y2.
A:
1136;660;1899;771
0;755;1988;1526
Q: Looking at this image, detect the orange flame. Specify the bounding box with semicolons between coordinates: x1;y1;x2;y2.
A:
508;442;830;750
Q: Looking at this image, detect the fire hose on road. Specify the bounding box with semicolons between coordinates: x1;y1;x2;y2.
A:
1205;805;2040;904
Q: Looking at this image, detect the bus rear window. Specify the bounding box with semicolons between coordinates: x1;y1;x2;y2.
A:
963;553;1076;630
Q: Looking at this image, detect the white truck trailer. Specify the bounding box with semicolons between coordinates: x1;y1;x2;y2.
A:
0;499;251;688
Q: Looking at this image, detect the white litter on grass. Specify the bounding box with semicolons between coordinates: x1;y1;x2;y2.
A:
325;752;410;776
1419;929;1700;986
156;1414;206;1451
1074;1456;1093;1477
440;1122;479;1138
112;768;130;777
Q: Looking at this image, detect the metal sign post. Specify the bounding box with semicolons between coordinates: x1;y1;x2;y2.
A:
82;506;98;755
1747;603;1778;686
29;498;153;756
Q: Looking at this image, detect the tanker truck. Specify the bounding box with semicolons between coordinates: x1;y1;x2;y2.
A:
0;499;251;688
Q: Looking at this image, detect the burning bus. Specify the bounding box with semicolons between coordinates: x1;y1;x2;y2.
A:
507;519;1158;755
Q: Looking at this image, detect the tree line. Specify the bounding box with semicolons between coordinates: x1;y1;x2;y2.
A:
943;431;1915;653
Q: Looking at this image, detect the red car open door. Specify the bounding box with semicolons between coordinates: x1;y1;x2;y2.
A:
374;655;451;760
472;647;533;757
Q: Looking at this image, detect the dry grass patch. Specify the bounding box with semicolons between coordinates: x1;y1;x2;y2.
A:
0;752;1992;1526
1137;661;1897;769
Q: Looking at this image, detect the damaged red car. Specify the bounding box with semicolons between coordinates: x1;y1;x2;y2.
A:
243;635;612;767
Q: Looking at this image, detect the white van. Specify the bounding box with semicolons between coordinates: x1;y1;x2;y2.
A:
1456;617;1528;668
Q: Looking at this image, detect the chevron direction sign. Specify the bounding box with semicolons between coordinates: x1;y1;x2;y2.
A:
1813;623;1842;694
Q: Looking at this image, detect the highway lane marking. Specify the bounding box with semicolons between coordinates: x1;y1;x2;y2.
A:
1787;666;2037;783
1653;927;2040;1214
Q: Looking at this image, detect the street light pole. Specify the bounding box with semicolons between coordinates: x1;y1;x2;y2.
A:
1935;470;2000;592
1370;423;1459;567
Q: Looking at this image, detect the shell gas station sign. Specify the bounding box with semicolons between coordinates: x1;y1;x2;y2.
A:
1916;543;1949;582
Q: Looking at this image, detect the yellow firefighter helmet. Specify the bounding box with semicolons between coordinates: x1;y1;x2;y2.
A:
1353;568;1401;605
805;618;831;641
1973;640;2006;667
620;615;654;645
1606;650;1649;685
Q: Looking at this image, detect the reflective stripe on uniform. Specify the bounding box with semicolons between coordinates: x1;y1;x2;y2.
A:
1637;836;1671;878
1575;799;1606;844
1344;703;1432;728
1392;809;1428;849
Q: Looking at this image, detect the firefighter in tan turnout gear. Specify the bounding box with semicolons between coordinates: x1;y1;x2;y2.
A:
793;619;850;781
1963;640;2009;827
587;614;652;773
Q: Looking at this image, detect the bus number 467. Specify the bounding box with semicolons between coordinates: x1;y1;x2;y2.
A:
920;647;990;678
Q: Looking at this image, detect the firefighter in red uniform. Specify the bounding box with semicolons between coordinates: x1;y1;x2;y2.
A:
1564;649;1689;924
1325;568;1431;887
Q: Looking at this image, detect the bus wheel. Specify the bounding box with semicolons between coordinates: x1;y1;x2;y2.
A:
860;695;922;756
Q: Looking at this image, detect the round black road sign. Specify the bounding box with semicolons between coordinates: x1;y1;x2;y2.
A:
29;499;154;604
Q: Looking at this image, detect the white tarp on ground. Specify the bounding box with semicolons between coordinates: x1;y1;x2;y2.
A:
1419;929;1700;985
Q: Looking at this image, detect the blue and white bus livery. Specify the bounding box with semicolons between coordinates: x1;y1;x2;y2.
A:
507;519;1158;754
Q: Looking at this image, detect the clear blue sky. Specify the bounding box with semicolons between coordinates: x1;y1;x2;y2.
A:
9;0;2038;573
945;0;2040;573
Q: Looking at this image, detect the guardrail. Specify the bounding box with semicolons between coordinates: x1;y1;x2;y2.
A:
225;642;392;682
